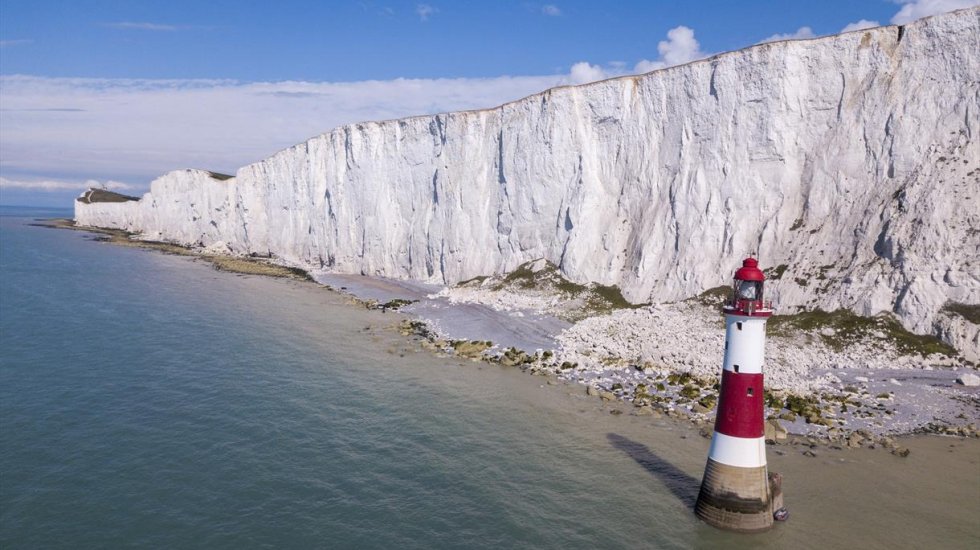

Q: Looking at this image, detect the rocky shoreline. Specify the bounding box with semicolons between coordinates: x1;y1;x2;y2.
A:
40;218;312;281
381;260;980;453
55;219;980;455
393;315;978;454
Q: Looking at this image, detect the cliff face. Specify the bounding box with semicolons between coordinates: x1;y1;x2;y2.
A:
77;9;980;358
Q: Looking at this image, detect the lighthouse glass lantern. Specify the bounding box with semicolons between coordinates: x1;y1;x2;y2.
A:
695;256;784;532
730;257;767;315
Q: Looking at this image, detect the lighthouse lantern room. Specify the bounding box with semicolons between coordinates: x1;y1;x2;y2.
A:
695;256;785;532
730;256;768;316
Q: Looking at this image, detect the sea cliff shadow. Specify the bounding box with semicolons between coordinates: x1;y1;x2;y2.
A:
607;433;700;509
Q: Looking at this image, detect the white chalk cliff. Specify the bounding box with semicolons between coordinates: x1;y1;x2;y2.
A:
77;9;980;358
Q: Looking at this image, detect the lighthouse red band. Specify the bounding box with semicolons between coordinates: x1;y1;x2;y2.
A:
715;369;764;438
695;256;782;532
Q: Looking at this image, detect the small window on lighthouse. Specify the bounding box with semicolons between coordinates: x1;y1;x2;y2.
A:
747;387;754;396
733;364;740;373
737;322;743;331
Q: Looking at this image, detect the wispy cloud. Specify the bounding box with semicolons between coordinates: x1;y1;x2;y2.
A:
841;19;881;32
1;107;86;112
0;39;33;47
0;177;137;192
541;4;562;16
104;21;183;31
2;25;718;193
415;4;437;21
759;26;816;44
0;73;567;186
891;0;980;24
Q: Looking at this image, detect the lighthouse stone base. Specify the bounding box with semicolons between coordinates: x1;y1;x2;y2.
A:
695;459;783;533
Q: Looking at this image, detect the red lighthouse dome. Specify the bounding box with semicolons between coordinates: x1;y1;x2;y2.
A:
734;257;765;281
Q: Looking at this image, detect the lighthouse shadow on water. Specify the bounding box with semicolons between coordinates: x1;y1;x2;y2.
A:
606;433;700;508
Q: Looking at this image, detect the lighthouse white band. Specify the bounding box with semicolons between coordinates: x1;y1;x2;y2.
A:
723;315;768;374
707;432;768;468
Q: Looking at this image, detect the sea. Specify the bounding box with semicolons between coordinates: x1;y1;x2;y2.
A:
1;206;978;549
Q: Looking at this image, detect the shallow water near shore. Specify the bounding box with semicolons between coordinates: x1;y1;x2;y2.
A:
2;207;978;549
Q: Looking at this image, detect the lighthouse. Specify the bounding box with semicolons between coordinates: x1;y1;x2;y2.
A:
695;256;785;532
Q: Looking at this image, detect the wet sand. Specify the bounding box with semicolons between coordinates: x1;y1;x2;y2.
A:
507;373;980;549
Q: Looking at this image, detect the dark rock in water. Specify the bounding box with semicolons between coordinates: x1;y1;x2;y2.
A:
802;450;817;458
891;447;911;458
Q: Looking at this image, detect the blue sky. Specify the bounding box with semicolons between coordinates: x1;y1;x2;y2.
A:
1;0;976;206
0;1;901;81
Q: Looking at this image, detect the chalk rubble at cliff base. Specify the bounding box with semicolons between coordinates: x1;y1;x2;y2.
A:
311;253;978;439
414;275;979;438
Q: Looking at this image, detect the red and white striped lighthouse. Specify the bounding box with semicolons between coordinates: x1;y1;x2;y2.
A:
695;256;785;532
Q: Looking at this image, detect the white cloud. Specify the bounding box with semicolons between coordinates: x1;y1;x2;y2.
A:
0;177;137;192
765;1;977;46
657;26;705;66
104;21;181;31
2;24;713;190
633;25;706;75
542;4;562;16
566;25;708;84
633;59;666;74
416;4;437;21
0;74;566;186
759;26;816;44
891;0;980;24
841;19;881;32
567;62;607;84
0;24;714;196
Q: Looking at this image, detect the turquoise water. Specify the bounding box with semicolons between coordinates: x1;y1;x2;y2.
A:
0;208;699;548
1;207;978;549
